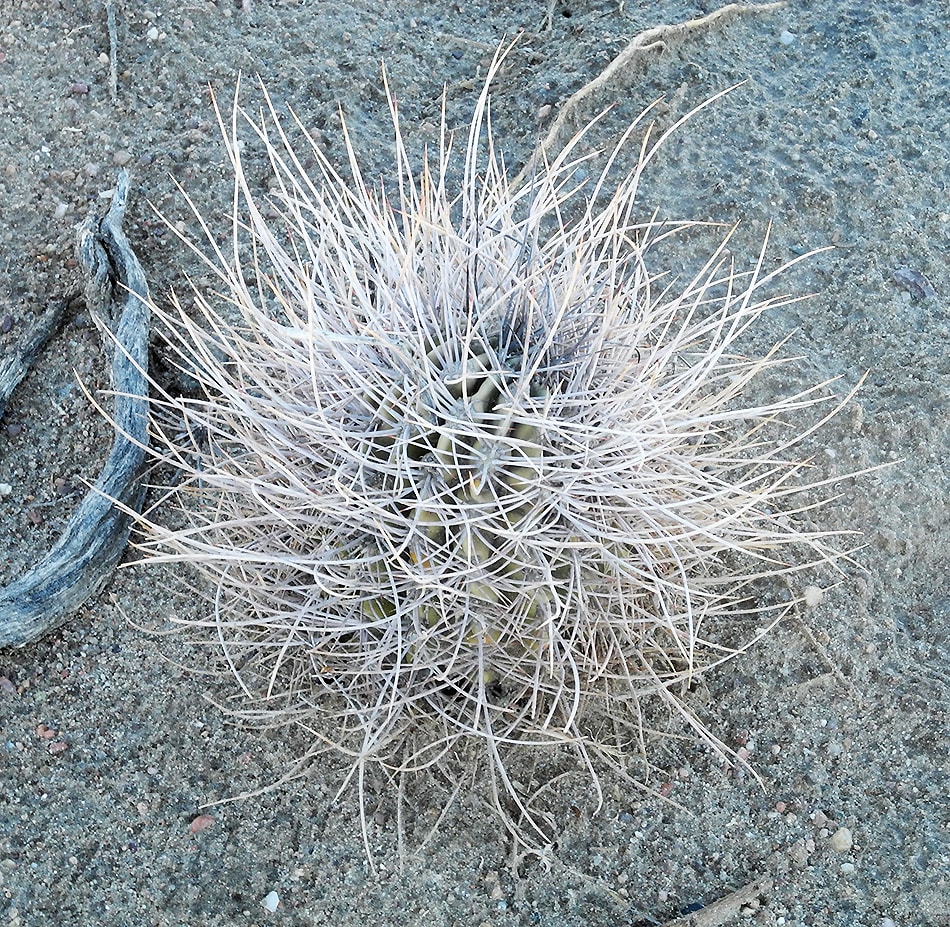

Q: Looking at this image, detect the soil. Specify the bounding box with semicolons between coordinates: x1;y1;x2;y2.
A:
0;1;947;925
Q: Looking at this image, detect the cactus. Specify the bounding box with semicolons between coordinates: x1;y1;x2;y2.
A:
136;54;850;851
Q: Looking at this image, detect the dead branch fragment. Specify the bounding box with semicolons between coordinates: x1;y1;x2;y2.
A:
516;1;786;188
659;875;774;927
0;171;150;647
0;299;68;422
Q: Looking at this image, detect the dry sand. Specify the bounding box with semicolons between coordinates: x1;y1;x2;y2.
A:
0;1;947;924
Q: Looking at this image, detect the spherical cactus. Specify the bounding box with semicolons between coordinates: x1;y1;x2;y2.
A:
138;55;848;850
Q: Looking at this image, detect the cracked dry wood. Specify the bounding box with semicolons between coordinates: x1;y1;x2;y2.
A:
0;170;150;647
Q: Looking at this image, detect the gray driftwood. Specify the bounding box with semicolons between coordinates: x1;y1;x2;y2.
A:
0;170;149;647
0;296;69;422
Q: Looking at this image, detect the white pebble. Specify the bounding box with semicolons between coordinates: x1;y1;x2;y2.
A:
0;482;11;497
779;29;797;45
146;26;160;41
803;585;823;608
829;826;853;853
262;891;279;913
54;201;68;220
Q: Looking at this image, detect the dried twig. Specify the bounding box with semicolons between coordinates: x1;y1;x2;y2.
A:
105;0;119;105
658;875;774;927
796;617;855;692
514;1;787;188
538;0;560;34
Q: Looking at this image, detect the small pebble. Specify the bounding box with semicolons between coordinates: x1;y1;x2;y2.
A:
113;150;132;167
803;585;823;608
262;891;279;913
188;814;215;834
70;81;90;95
779;29;796;45
893;265;936;300
840;862;856;876
146;26;160;41
829;826;853;853
787;840;810;867
0;313;12;333
0;483;12;497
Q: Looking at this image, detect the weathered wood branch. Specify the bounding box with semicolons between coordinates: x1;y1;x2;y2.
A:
0;170;150;647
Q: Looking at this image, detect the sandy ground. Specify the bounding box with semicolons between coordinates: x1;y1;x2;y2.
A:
0;1;948;925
